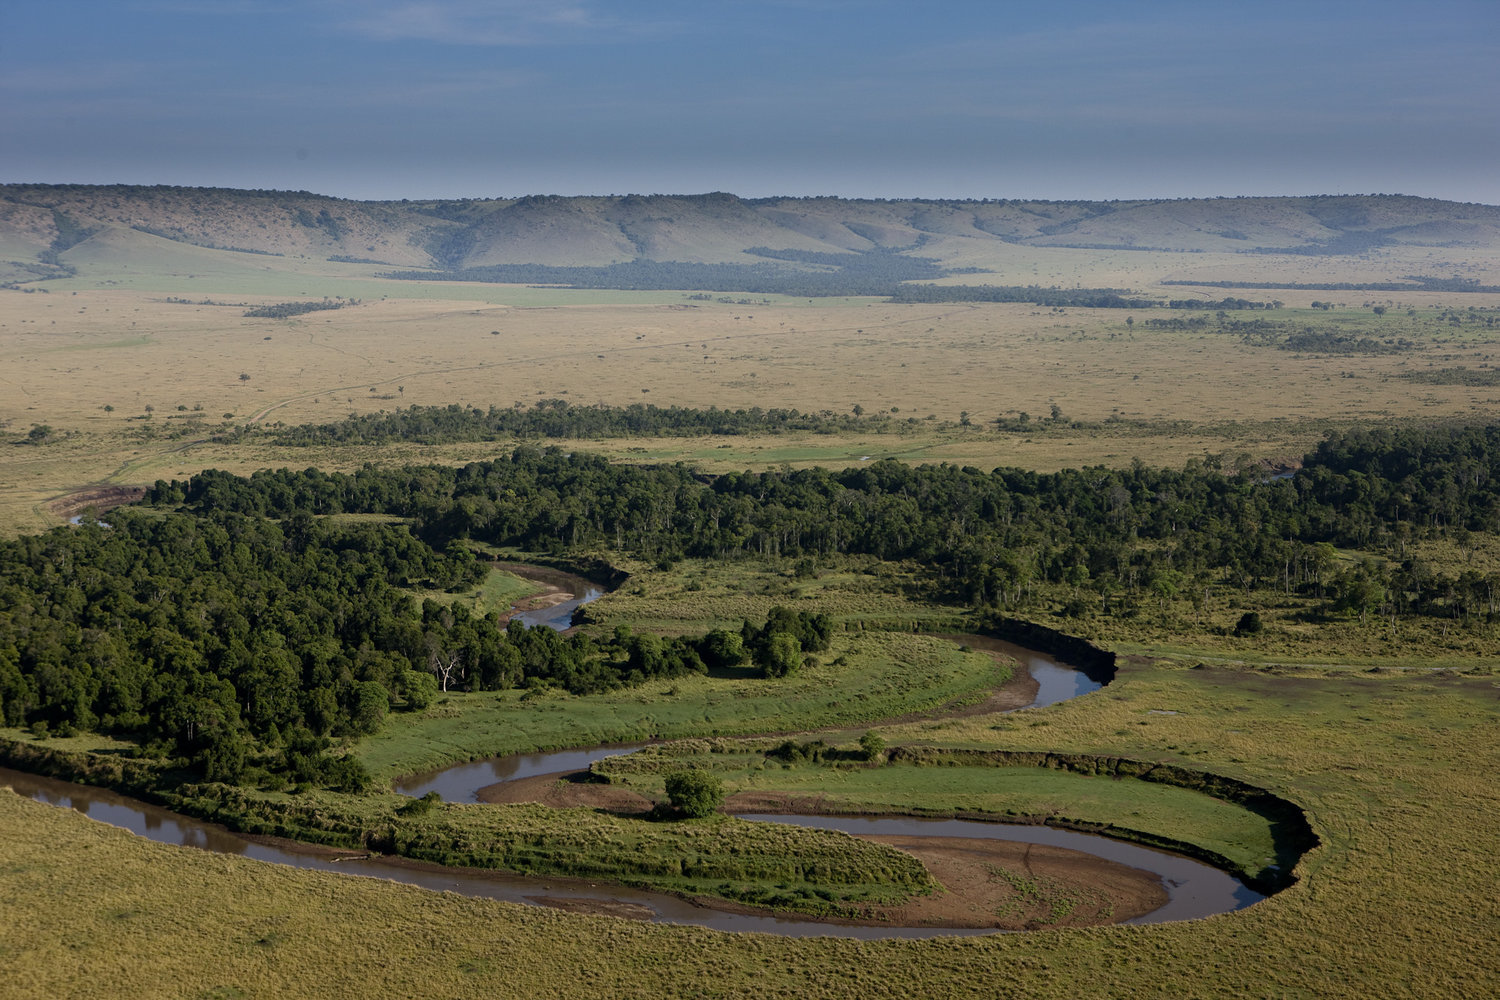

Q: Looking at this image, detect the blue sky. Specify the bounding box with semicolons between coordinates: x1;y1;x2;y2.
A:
3;1;1497;202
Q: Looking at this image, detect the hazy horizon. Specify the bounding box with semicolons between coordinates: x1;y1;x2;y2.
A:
5;182;1497;209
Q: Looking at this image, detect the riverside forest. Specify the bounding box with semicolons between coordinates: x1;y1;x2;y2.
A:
1;186;1499;999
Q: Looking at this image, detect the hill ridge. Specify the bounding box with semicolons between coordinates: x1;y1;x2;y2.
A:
4;184;1500;279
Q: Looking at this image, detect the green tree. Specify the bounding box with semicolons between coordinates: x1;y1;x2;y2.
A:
697;629;745;669
758;632;802;678
663;769;724;818
349;680;390;735
401;669;438;709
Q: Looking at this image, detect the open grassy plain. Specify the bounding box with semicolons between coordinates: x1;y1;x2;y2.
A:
7;247;1500;535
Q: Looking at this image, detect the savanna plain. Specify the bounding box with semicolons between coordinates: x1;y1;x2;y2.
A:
2;188;1499;999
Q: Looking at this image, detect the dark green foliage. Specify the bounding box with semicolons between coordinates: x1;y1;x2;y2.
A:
763;737;874;766
1143;312;1414;354
242;299;350;319
400;669;437;710
740;607;831;678
0;507;700;787
243;399;929;448
397;790;442;816
889;285;1157;308
663;769;724;818
1166;297;1278;310
144;422;1500;631
1282;329;1411;354
16;419;1500;796
1233;612;1263;636
1161;276;1500;294
758;633;802;679
696;629;746;669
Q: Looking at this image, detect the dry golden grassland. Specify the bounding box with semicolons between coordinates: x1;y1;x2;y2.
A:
6;251;1500;533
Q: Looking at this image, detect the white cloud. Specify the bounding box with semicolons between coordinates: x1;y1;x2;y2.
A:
338;1;638;46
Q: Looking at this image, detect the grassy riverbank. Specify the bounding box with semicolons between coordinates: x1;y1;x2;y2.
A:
355;630;1004;782
592;738;1290;885
0;622;1004;921
4;652;1497;999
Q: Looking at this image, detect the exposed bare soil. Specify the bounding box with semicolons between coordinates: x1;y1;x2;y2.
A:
46;484;146;520
490;561;582;624
477;772;654;811
857;835;1165;928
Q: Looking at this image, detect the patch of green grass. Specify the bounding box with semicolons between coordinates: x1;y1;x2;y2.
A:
355;631;1004;782
406;566;544;617
172;782;936;915
597;743;1280;878
583;555;965;634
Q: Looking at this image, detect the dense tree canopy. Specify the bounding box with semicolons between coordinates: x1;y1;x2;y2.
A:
148;425;1500;626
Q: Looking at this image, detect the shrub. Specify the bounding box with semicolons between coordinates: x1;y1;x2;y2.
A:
663;769;724;818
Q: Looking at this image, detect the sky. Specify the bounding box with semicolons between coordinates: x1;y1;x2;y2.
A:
2;0;1497;203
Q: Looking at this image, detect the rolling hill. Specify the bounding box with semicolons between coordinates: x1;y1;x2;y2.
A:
4;184;1500;289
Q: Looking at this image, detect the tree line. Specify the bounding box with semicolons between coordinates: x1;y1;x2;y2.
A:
0;508;812;789
243;299;352;319
0;494;845;789
149;423;1500;627
238;400;931;448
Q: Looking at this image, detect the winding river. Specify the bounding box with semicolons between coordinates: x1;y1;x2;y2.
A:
5;565;1264;937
